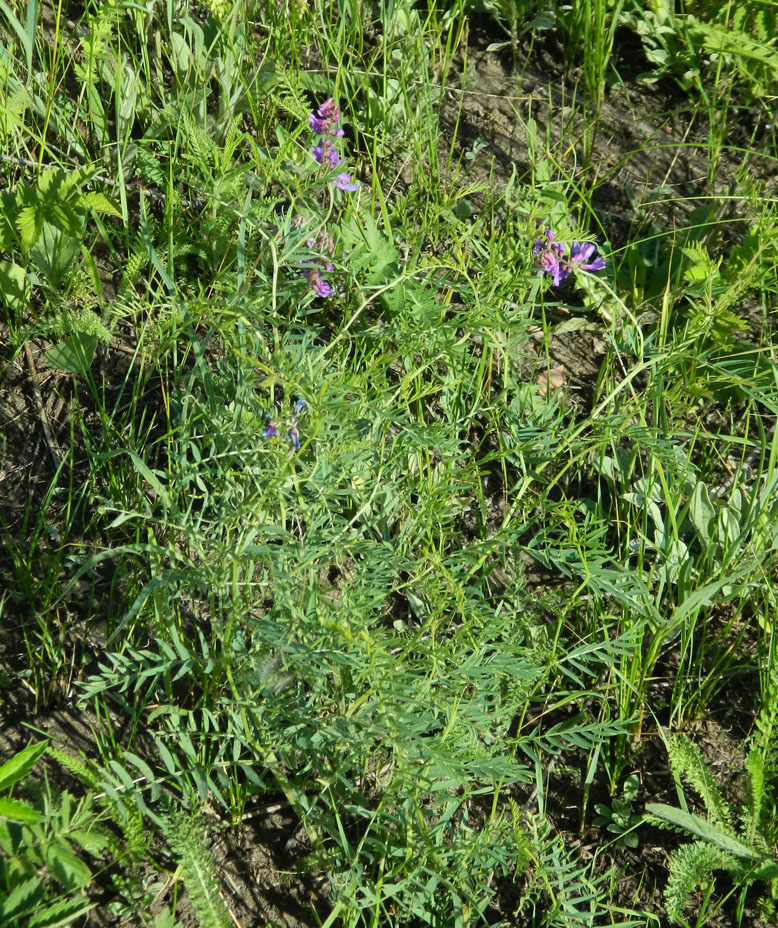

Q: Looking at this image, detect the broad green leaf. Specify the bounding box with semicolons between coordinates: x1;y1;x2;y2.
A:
46;200;83;239
29;223;80;288
16;203;40;251
0;741;47;791
689;481;716;543
152;909;177;928
82;190;122;218
68;828;111;855
531;11;556;29
43;839;93;889
0;190;19;250
0;260;29;313
718;507;740;547
46;333;98;375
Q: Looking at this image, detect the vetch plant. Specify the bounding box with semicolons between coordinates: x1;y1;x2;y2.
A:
0;742;109;928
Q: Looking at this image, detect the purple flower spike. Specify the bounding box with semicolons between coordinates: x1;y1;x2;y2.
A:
262;418;278;439
309;101;340;135
309;97;358;194
288;425;301;451
312;276;333;298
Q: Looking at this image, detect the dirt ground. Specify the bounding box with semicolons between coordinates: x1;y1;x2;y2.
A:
1;15;775;928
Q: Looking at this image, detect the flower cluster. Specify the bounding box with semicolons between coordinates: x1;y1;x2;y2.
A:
309;98;359;192
262;399;307;452
301;226;336;298
533;229;606;287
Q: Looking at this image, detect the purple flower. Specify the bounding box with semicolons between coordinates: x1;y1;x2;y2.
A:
263;400;307;451
311;98;340;126
288;399;307;451
303;267;333;298
569;241;606;272
300;226;336;296
533;230;568;287
334;173;359;192
312;140;343;166
533;229;605;285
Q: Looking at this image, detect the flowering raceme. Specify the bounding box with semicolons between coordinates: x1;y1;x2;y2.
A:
298;98;359;298
309;98;359;192
533;230;606;286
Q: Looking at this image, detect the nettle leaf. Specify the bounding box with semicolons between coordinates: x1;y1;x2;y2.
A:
29;223;81;289
42;839;93;889
0;190;19;250
68;828;111;856
25;894;93;928
0;875;45;921
46;200;84;240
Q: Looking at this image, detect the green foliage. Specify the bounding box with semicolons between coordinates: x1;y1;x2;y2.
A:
2;0;778;925
0;164;120;366
0;742;105;928
621;0;778;104
594;773;641;849
164;810;231;928
662;839;730;925
647;729;778;925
